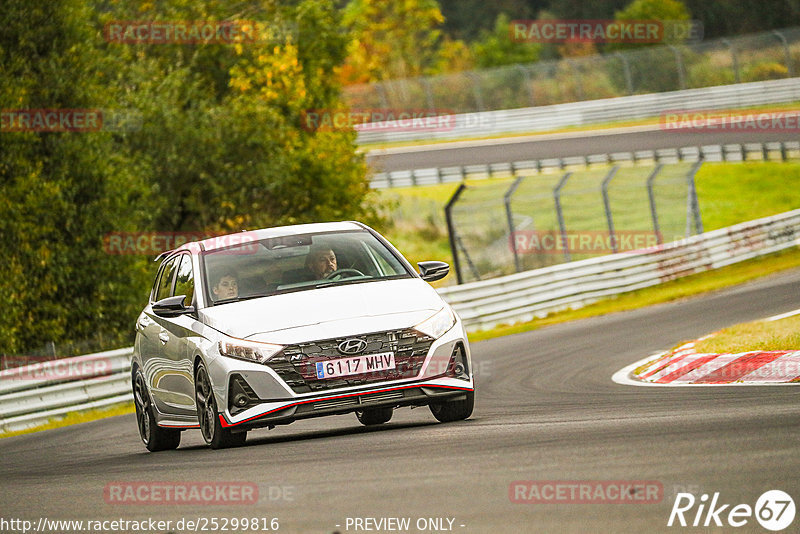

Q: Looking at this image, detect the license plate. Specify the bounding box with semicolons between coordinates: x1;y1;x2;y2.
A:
315;352;395;379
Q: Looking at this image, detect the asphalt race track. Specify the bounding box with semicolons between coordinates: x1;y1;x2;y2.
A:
366;127;800;173
2;269;799;533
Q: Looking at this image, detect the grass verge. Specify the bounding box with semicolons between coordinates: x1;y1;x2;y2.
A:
467;245;800;343
693;315;800;354
0;401;134;439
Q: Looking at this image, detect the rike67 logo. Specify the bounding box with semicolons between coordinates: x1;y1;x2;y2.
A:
668;490;795;531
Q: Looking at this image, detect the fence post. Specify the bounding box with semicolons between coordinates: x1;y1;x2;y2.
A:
568;60;585;101
515;64;536;107
504;176;526;272
614;52;634;95
553;171;573;262
601;166;620;253
772;30;794;77
687;159;704;236
646;164;664;244
722;39;740;83
445;183;467;284
377;82;390;108
421;78;435;110
466;72;485;112
668;45;687;90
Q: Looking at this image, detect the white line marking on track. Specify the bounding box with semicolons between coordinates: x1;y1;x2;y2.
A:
765;308;800;321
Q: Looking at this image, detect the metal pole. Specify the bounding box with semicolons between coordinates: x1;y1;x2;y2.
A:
466;72;484;112
601;166;620;253
445;183;467;284
772;30;794;77
668;45;687;90
553;171;572;262
722;39;740;84
515;64;535;107
504;176;526;272
421;78;435;110
614;53;634;95
377;82;390;108
688;159;704;235
646;164;664;244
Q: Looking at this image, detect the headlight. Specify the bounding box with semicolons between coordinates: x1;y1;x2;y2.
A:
414;307;456;339
218;337;283;364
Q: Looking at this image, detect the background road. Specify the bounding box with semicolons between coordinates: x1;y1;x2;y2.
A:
366;127;800;173
2;269;800;533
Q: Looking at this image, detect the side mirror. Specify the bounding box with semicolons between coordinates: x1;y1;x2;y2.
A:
418;261;450;282
152;295;195;317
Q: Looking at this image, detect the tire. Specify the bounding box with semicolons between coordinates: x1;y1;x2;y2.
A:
133;370;181;452
355;407;393;426
195;361;247;449
429;391;474;423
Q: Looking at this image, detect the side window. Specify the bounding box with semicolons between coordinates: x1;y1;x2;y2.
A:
173;254;195;306
154;257;178;302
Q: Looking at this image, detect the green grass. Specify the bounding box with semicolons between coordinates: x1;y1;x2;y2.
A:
376;161;800;281
467;246;800;343
0;402;134;439
693;315;800;354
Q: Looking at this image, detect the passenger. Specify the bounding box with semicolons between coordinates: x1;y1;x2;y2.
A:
211;269;239;300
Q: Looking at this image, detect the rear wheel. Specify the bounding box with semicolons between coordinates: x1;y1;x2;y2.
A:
355;407;393;425
429;391;474;423
133;370;181;452
195;361;247;449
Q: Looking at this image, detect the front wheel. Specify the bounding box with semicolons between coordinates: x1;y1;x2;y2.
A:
195;361;247;449
355;407;393;425
133;370;181;452
429;391;474;423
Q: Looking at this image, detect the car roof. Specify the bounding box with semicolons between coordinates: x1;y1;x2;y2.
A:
156;221;368;260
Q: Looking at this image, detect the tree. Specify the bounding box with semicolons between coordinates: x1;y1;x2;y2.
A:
340;0;446;83
471;13;541;68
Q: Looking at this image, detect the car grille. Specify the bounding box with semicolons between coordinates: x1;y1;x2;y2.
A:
266;329;434;393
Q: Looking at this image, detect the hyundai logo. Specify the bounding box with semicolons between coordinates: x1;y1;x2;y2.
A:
338;338;368;355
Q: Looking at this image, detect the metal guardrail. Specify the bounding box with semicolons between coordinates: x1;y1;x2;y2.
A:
438;208;800;330
0;348;133;433
357;77;800;145
370;140;800;189
2;209;799;432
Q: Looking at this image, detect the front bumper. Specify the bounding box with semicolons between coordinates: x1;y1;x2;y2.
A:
207;317;474;429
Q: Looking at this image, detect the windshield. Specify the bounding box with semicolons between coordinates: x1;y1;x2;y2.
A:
202;229;412;305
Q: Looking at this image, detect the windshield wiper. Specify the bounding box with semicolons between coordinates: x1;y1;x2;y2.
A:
213;293;272;305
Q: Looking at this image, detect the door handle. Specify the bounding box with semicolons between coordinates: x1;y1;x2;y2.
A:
158;331;169;344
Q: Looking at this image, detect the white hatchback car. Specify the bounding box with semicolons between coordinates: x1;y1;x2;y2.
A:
132;221;475;450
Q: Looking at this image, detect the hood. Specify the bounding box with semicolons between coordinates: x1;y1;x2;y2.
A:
198;278;446;344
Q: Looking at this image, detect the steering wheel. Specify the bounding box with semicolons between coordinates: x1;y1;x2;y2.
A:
324;268;365;280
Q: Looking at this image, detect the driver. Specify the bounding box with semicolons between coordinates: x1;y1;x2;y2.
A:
305;245;337;279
